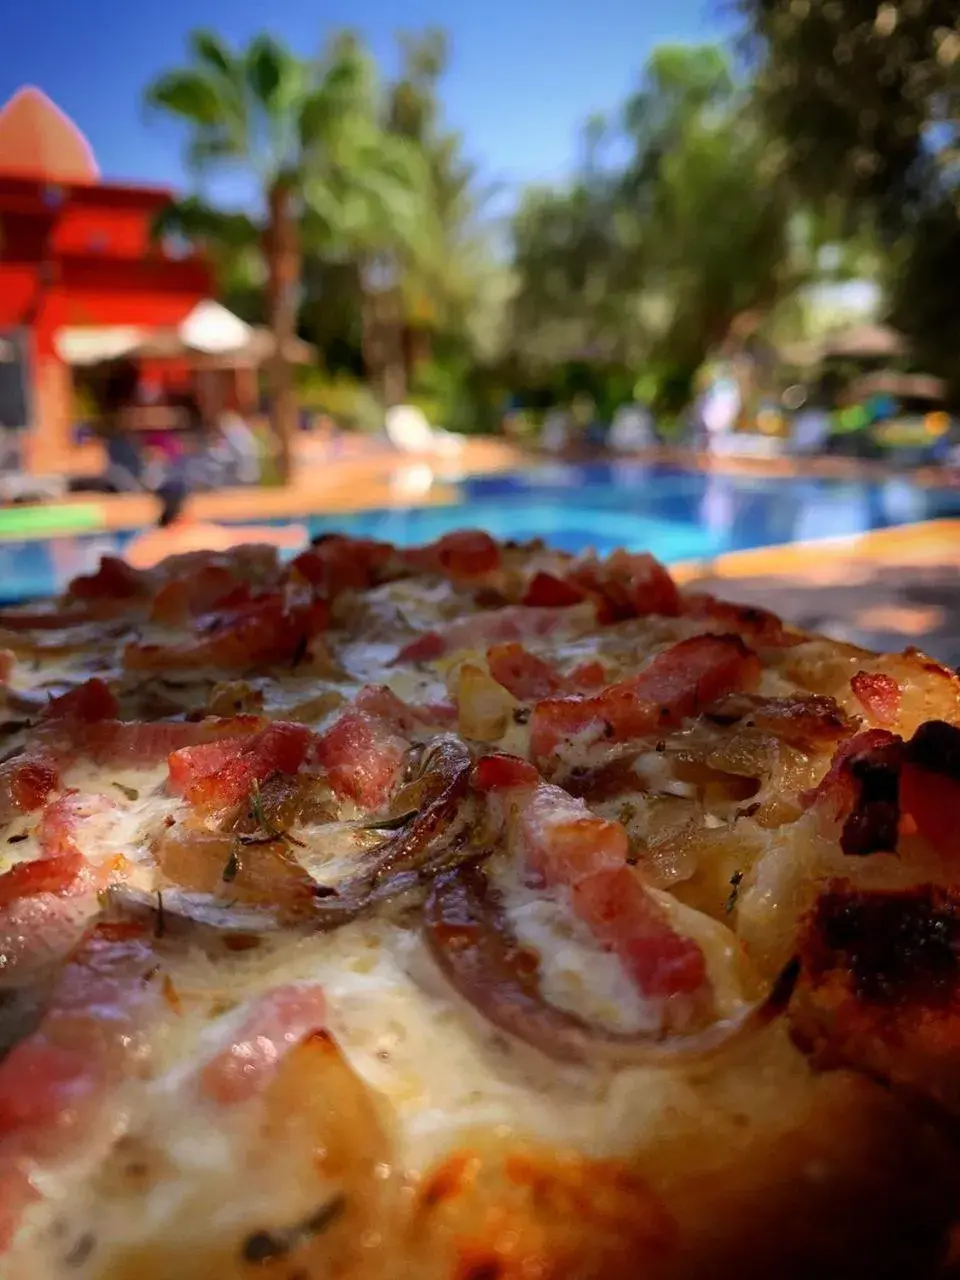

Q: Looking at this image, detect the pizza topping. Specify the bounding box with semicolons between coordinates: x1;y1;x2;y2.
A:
402;529;502;580
522;571;587;609
289;535;393;597
425;863;792;1063
705;692;855;751
0;923;161;1251
67;556;148;602
199;983;329;1105
40;678;119;723
530;633;761;761
567;550;681;623
851;671;902;726
393;605;590;664
168;721;312;810
124;594;328;672
316;705;409;811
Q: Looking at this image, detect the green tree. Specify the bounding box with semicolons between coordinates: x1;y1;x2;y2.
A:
146;28;427;476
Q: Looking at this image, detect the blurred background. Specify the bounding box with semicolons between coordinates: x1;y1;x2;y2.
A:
0;0;958;648
0;0;956;467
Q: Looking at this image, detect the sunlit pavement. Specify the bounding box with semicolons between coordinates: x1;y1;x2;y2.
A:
674;520;960;668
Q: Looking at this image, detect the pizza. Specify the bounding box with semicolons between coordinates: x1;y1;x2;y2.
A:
1;530;959;1279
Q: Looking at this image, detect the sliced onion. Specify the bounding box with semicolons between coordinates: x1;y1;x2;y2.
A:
300;735;479;929
105;885;287;940
423;864;798;1066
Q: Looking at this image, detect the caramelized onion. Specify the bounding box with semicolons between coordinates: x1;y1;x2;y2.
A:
424;864;797;1066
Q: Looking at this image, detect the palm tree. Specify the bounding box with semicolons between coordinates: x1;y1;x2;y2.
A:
146;29;427;479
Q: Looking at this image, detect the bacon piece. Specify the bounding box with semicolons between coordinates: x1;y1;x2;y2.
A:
316;707;408;810
290;535;393;597
124;595;327;672
472;752;540;792
168;722;312;810
791;882;960;1117
41;677;119;723
199;984;328;1106
0;924;161;1251
393;605;588;665
63;715;264;766
507;780;711;1018
568;659;607;690
851;671;902;727
530;634;760;760
67;555;147;601
568;551;680;623
683;592;798;647
150;566;247;626
522;571;587;608
404;530;501;580
487;643;566;701
0;755;58;825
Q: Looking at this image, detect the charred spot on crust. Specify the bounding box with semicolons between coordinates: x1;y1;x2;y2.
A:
805;885;960;1004
841;746;902;857
904;720;960;782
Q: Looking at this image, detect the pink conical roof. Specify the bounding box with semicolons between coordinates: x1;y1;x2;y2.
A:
0;86;99;183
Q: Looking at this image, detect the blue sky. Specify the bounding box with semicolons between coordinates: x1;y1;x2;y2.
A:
0;0;722;202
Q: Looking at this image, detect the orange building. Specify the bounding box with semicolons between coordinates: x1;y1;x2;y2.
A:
0;86;213;474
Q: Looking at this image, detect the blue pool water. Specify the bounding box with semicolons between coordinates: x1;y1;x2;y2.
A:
5;462;960;604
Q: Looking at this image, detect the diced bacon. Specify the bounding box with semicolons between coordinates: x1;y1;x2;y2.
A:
515;784;629;886
393;606;585;665
0;924;160;1250
290;535;393;596
569;551;680;623
572;867;708;999
316;708;408;810
522;571;587;609
530;633;760;760
149;566;247;626
487;643;566;701
392;630;446;664
851;671;902;727
0;755;59;824
67;556;147;601
199;984;328;1106
568;659;607;690
124;595;328;672
404;530;501;580
0;850;83;911
168;722;312;809
63;714;264;766
683;593;798;647
41;677;119;723
472;752;540;793
507;781;711;1013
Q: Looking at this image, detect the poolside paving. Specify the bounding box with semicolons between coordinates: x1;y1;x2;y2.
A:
674;521;960;668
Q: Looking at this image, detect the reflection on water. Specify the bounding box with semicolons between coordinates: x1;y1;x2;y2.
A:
2;463;960;603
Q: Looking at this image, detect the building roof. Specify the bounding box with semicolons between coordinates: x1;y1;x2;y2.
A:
0;86;99;184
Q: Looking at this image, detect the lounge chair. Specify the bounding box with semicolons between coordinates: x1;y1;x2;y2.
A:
384;405;464;458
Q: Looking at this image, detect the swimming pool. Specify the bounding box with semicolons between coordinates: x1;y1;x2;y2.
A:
5;462;960;603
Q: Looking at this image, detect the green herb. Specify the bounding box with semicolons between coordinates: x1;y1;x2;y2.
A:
240;1194;346;1263
358;809;417;833
242;779;305;848
618;802;637;826
112;782;139;802
725;870;744;916
222;844;242;883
